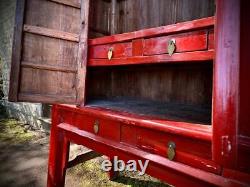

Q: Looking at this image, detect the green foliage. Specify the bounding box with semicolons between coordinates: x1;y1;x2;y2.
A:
0;119;35;144
67;158;169;187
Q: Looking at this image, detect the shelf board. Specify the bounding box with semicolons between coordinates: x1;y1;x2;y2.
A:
88;50;214;66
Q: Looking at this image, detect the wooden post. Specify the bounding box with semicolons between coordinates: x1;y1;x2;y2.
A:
213;0;240;168
76;0;90;106
47;105;70;187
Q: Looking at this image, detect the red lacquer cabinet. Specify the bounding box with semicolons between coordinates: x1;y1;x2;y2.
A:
8;0;250;186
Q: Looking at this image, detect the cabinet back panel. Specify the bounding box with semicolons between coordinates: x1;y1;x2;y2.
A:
89;0;215;38
87;62;213;106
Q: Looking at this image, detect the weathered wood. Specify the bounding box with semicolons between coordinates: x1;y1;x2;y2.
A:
89;27;110;36
21;61;77;73
87;63;213;108
89;16;214;45
19;68;76;100
23;25;79;42
9;0;25;101
110;0;117;35
49;0;81;9
9;0;89;104
22;33;78;68
18;93;75;104
25;0;81;34
89;0;111;38
89;0;215;39
76;0;90;105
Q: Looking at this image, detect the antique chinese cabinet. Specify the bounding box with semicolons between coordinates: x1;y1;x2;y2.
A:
8;0;250;186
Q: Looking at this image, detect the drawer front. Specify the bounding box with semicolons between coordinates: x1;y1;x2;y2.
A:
143;30;208;56
89;42;132;59
73;113;121;141
120;124;220;174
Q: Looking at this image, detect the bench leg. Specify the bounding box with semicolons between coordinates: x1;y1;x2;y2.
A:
47;125;69;187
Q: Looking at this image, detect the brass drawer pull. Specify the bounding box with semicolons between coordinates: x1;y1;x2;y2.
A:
108;47;113;60
93;120;99;134
167;141;176;160
167;39;176;56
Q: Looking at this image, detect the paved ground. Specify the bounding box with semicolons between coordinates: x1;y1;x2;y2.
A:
0;118;169;187
0;140;48;186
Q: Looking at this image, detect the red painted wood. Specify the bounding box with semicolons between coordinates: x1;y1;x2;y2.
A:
88;42;132;59
208;29;214;50
132;39;143;56
134;127;221;174
55;122;244;186
57;105;218;174
143;30;207;56
46;9;250;186
89;16;214;46
58;104;212;142
88;50;214;66
73;113;121;141
47;103;250;186
135;127;211;159
47;105;70;187
213;0;240;169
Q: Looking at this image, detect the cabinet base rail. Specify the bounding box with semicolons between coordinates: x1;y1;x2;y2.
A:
47;122;245;187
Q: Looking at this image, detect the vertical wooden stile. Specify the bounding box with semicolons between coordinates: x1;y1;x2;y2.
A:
76;0;90;105
8;0;25;101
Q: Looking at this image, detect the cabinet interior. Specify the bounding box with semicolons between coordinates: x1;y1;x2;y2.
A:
86;0;215;125
86;63;213;125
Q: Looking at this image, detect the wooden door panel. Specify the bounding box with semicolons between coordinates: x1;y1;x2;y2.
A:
22;33;78;68
25;0;81;34
9;0;89;104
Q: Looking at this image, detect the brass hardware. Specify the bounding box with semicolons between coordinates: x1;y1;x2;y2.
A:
167;141;176;160
167;39;176;56
108;47;113;60
93;120;99;134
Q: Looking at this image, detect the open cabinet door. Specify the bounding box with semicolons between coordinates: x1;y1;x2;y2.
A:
8;0;89;104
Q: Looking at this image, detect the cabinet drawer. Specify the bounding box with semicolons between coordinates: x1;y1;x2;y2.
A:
89;42;132;59
143;30;208;56
74;113;121;141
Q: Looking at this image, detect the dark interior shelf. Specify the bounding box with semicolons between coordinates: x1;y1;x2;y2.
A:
86;97;211;125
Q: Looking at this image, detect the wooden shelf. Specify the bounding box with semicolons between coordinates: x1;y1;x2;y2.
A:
86;97;211;125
